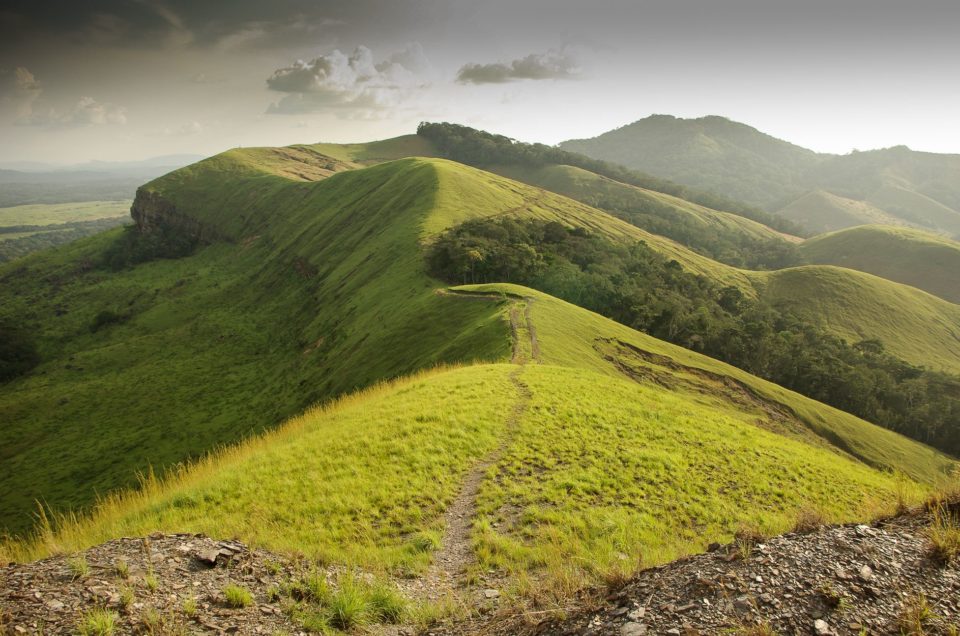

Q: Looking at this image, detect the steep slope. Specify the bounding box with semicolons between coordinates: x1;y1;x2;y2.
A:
485;163;802;268
560;114;821;207
775;189;909;233
0;154;512;535
802;225;960;303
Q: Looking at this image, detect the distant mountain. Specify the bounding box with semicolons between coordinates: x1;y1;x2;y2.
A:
560;115;960;236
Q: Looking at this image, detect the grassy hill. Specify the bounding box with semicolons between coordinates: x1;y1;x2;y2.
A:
4;284;949;595
775;190;908;233
560;115;820;208
802;225;960;303
756;266;960;373
0;155;513;535
559;116;960;236
4;145;959;541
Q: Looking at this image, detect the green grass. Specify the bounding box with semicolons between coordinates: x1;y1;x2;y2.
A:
802;225;960;303
4;151;958;537
223;584;254;608
76;608;118;635
757;265;960;373
777;190;907;234
488;162;797;242
473;364;901;583
0;158;512;535
462;283;955;483
0;200;131;227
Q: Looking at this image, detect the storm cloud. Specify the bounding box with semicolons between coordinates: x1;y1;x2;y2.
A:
457;50;580;84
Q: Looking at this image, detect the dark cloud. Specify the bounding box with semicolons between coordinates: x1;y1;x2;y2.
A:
457;50;580;84
0;0;449;53
266;44;430;115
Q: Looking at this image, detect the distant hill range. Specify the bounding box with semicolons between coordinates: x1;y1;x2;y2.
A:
0;155;205;207
561;115;960;236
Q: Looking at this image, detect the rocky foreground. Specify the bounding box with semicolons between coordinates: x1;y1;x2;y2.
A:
510;504;960;636
0;534;302;634
2;504;958;635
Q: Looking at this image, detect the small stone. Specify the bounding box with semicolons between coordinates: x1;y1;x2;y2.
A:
45;600;64;611
859;565;874;581
814;619;832;635
707;542;722;552
620;623;647;636
734;596;753;612
611;606;629;616
483;589;500;599
627;608;646;621
666;629;681;636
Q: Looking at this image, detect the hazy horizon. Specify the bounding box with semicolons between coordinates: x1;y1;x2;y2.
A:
2;0;958;163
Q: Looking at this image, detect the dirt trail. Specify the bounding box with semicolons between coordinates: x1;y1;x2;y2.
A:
417;365;531;600
406;288;539;603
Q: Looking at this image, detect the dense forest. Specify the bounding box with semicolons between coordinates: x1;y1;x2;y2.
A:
417;122;806;237
428;218;960;456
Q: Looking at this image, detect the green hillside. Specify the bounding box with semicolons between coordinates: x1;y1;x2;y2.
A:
485;163;802;268
5;286;949;592
560;114;820;208
0;155;512;535
758;266;960;372
775;190;908;233
802;225;960;303
4;146;959;541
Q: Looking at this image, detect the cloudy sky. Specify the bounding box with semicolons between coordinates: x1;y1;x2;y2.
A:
1;0;958;163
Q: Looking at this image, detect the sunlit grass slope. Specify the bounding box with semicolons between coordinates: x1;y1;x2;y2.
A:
461;283;954;483
0;157;515;535
6;293;945;585
758;266;960;373
776;190;908;233
4;148;957;542
802;225;960;304
474;364;906;580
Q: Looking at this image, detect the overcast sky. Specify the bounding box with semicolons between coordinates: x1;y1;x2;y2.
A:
1;0;958;163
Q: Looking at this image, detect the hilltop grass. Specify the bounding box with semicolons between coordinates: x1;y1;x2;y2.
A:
1;365;518;568
0;200;131;227
0;158;513;535
461;283;955;484
473;365;904;586
802;225;960;304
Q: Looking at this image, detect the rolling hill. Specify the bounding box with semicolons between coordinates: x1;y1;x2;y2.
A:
2;142;958;543
560;115;960;236
801;225;960;304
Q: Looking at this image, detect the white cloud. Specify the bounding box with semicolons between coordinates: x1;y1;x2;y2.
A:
266;43;430;115
162;120;203;136
23;96;128;127
457;49;580;84
0;67;42;119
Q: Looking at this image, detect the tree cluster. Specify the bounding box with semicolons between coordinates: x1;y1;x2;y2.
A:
428;218;960;456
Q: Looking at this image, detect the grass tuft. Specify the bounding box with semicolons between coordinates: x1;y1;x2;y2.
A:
68;554;91;579
223;584;254;608
77;608;118;636
928;505;960;565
